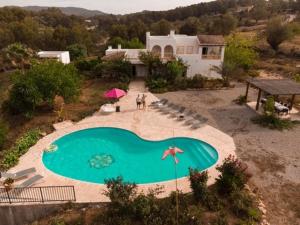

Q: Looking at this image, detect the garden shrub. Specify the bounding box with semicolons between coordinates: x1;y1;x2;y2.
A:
293;73;300;83
216;155;249;195
213;211;228;225
189;168;209;202
146;77;168;93
229;191;261;222
1;129;40;169
7;61;80;116
234;95;247;105
75;58;99;72
263;96;275;116
66;44;87;61
251;115;297;130
0;120;7;150
104;176;137;214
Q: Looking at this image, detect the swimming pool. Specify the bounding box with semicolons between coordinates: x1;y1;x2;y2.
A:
42;127;218;184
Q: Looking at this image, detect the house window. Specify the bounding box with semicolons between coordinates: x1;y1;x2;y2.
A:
186;46;194;54
176;46;185;54
202;46;222;59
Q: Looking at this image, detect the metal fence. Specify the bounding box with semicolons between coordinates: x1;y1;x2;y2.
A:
0;186;76;204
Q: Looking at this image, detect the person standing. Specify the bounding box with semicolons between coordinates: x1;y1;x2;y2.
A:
142;94;147;110
136;94;142;109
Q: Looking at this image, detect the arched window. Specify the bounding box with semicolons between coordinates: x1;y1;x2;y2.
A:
151;45;162;57
164;45;174;58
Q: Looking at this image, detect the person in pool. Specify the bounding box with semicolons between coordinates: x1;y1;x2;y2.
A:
136;94;142;109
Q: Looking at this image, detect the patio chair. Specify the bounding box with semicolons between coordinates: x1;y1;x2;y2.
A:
169;106;186;118
0;168;36;180
150;98;167;107
190;116;208;129
161;104;179;114
153;99;169;109
16;175;43;188
185;114;206;125
158;103;174;112
177;110;194;121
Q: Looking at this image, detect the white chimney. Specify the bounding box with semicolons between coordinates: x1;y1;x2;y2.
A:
146;31;150;37
118;44;122;50
108;46;112;50
170;30;175;36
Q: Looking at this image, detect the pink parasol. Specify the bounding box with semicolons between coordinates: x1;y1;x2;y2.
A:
162;146;184;164
104;88;126;99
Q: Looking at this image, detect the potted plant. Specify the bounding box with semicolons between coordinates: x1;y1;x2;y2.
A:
3;178;14;190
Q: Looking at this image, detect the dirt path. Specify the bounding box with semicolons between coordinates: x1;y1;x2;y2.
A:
157;83;300;225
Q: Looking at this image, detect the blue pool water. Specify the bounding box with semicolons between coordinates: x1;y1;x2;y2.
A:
42;127;218;184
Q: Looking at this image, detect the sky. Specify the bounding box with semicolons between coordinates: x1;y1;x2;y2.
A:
0;0;210;14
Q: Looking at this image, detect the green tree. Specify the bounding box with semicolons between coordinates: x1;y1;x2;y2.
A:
212;34;257;85
207;13;237;35
165;59;186;83
266;17;292;51
139;51;162;77
7;61;80;116
109;24;128;39
66;44;88;61
179;17;204;35
251;0;269;23
151;19;172;35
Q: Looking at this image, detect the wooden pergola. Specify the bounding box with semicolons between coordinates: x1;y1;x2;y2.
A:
245;78;300;110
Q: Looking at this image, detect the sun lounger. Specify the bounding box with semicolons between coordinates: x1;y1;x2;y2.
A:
153;99;169;109
100;104;115;114
185;114;207;125
16;175;43;188
0;168;36;180
190;116;208;129
177;110;194;121
170;106;186;118
161;104;179;114
158;103;174;112
150;98;167;107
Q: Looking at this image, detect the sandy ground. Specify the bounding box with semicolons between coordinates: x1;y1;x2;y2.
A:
157;83;300;225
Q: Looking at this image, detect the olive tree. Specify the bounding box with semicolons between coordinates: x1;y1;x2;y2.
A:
266;17;292;51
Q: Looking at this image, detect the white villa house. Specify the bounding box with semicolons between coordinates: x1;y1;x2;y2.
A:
104;30;225;78
37;51;71;64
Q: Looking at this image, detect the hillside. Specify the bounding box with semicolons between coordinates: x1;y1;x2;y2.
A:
22;6;106;17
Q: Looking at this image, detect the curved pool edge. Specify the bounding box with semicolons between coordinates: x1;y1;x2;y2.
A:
9;120;236;202
42;127;219;185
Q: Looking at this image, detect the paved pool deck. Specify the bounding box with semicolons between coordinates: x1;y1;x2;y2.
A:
7;81;236;203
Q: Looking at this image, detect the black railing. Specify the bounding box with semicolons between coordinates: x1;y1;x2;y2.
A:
0;186;76;204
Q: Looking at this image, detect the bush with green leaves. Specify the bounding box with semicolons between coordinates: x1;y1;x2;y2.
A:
66;44;87;61
229;191;261;222
75;58;99;72
1;129;40;169
7;61;80;116
212;34;257;85
146;77;168;93
263;96;275;116
189;168;209;202
234;95;247;105
0;121;7;150
251;115;298;130
266;17;292;51
104;176;137;215
216;155;249;195
293;74;300;83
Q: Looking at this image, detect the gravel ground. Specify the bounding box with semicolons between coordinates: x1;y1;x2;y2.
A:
156;82;300;225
